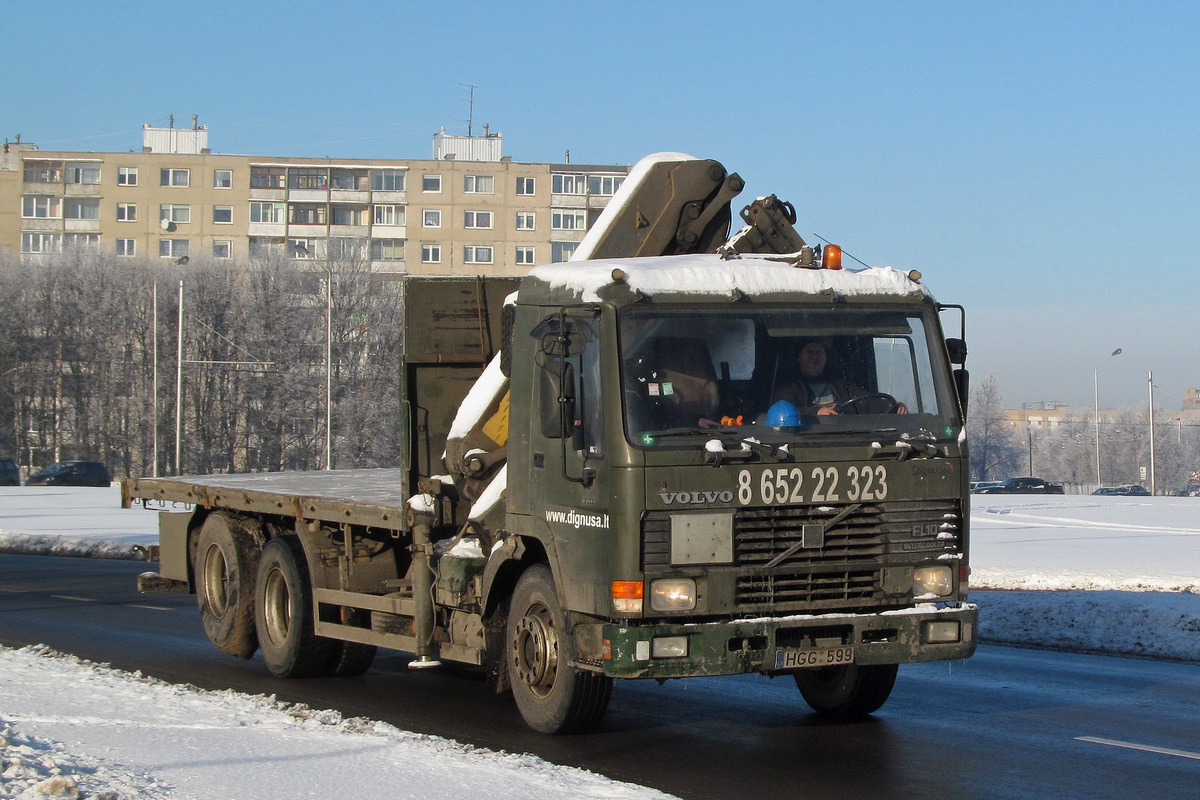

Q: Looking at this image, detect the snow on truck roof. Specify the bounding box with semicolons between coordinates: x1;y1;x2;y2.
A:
524;253;932;305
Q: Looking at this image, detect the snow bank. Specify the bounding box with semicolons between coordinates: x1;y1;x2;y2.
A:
0;645;675;800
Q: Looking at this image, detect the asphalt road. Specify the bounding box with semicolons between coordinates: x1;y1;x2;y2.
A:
2;554;1198;800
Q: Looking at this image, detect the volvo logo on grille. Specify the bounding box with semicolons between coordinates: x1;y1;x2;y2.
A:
659;490;735;505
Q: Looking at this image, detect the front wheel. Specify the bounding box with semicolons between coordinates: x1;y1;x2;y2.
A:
794;663;898;717
507;564;611;734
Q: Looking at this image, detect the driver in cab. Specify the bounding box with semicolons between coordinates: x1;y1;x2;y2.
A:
772;339;907;416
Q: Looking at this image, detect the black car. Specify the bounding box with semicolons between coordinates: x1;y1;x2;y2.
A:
973;477;1064;494
26;461;111;487
1093;485;1150;496
0;457;19;486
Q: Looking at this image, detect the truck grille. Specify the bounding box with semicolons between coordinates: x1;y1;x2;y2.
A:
642;499;961;614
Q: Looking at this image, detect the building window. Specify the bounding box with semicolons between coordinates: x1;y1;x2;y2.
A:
464;210;493;229
117;203;137;222
464;175;494;194
422;174;441;193
551;209;585;230
421;243;441;263
516;246;536;266
213;240;232;259
331;205;367;226
160;204;191;224
516;177;536;195
331;169;368;191
289;238;317;259
21;232;62;254
588;175;625;195
373;205;405;226
64;198;100;220
214;170;233;188
116;239;136;257
249;237;285;257
159;239;189;258
117;167;138;186
213;206;233;224
463;245;493;264
290;204;327;225
251;166;286;189
423;209;441;228
22;196;60;219
23;161;63;184
250;201;286;223
516;211;535;230
329;237;366;260
64;233;100;251
371;169;406;191
289;168;328;189
67;165;101;185
371;238;405;261
552;174;585;194
160;168;190;187
551;242;577;262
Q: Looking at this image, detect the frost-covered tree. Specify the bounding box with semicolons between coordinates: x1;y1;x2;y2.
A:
967;374;1022;481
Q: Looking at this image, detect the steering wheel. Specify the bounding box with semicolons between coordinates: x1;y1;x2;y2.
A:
835;393;901;415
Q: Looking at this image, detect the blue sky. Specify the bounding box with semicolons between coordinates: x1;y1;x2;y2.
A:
5;0;1197;410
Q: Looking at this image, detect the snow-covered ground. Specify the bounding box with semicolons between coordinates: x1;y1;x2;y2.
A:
1;485;1198;799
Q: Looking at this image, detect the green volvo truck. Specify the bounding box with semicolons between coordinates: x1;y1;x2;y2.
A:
126;154;976;734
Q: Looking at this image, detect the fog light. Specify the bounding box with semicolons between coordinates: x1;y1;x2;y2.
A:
652;636;689;658
913;565;953;598
649;578;697;611
926;620;961;643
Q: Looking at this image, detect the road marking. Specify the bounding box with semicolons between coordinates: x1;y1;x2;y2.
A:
50;595;96;602
128;604;174;612
1076;736;1200;761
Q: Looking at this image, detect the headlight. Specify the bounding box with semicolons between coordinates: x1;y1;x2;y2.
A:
649;578;696;611
913;565;953;597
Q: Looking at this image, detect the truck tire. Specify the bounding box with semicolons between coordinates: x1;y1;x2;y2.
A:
507;564;611;734
194;514;260;659
330;641;377;677
254;537;336;678
793;663;898;717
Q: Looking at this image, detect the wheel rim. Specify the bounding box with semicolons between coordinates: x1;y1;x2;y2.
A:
262;566;292;648
512;602;558;698
201;543;229;616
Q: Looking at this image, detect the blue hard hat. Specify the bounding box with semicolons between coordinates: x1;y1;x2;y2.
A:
766;400;801;428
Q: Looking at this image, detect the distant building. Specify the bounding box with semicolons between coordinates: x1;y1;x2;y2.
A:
0;122;630;275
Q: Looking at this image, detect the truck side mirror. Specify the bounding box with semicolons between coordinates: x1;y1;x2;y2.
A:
945;338;967;365
954;368;969;416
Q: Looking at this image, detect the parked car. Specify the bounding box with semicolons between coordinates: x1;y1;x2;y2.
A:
973;477;1064;494
1093;485;1150;496
0;458;19;486
970;481;1002;492
26;461;111;487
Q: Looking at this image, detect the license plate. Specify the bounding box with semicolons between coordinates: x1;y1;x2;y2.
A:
775;645;855;670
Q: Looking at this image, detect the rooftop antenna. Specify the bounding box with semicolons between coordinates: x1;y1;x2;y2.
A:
461;83;477;136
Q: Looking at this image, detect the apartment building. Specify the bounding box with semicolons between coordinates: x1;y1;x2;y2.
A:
0;124;630;275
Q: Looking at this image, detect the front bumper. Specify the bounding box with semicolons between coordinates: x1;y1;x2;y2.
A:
594;603;977;679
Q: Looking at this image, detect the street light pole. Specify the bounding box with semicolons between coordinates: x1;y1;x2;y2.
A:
1094;347;1122;488
1148;371;1156;496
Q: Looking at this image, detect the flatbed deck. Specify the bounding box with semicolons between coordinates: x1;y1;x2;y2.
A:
122;468;410;531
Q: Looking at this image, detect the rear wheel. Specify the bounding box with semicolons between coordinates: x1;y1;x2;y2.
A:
254;537;336;678
507;564;611;734
330;641;377;677
794;663;898;717
194;514;259;659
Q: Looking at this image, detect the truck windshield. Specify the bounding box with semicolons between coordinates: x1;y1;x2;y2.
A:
619;306;958;447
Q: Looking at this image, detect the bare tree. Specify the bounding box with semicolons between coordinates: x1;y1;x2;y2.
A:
967;374;1022;480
